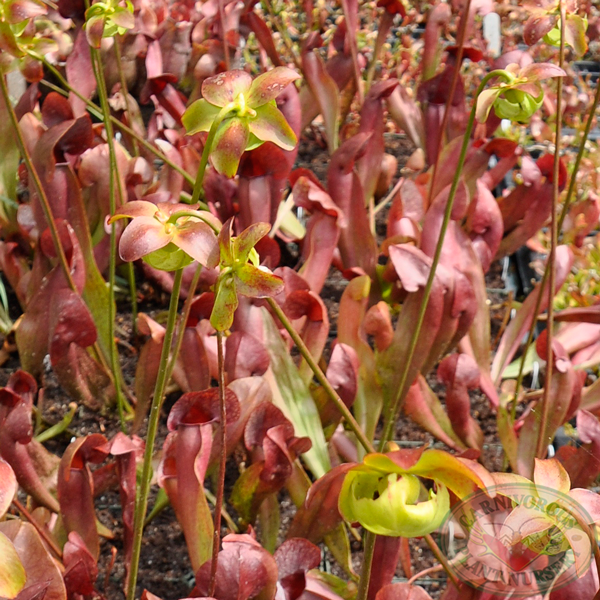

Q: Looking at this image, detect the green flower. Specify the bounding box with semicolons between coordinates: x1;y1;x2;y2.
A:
476;63;565;124
211;219;284;331
340;469;449;537
339;449;492;537
182;68;300;178
544;15;588;56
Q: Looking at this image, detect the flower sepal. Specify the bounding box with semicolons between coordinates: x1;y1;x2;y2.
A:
183;67;300;178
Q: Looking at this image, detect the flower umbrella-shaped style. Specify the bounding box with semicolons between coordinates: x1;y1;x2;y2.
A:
109;200;220;271
211;219;284;331
182;67;300;177
476;63;565;124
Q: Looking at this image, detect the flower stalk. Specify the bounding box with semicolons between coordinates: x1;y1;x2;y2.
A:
536;2;564;459
266;297;375;455
89;40;129;430
125;101;222;598
378;70;506;449
208;330;227;596
126;268;184;600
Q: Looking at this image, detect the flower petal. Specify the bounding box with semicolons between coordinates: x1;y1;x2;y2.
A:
235;264;284;298
211;275;239;331
110;200;159;221
339;470;449;537
218;217;234;265
520;62;566;81
111;5;135;29
119;216;172;261
173;221;218;266
234;222;271;263
475;88;500;123
182;99;222;136
533;458;571;496
247;67;301;107
202;70;252;108
85;14;105;49
211;118;249;177
250;104;298;150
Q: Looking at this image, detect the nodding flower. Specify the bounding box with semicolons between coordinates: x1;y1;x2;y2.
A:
182;67;300;177
338;448;493;537
108;200;220;272
476;63;565;124
210;218;283;331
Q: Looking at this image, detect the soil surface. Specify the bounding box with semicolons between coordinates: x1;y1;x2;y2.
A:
0;129;510;600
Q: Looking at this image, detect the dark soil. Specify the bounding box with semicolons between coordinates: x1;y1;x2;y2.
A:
1;129;510;600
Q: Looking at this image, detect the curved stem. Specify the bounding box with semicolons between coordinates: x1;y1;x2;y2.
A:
90;45;128;432
0;73;77;292
407;564;444;585
267;297;375;454
189;103;236;206
378;70;502;449
126;268;184;600
536;3;564;459
209;330;227;596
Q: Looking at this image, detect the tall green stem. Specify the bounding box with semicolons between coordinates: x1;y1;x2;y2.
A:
209;330;227;596
536;4;564;459
557;58;600;235
267;297;375;454
510;11;599;420
126;96;223;599
189;104;236;205
356;530;376;600
90;45;128;431
378;70;508;449
510;267;549;423
127;268;184;600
